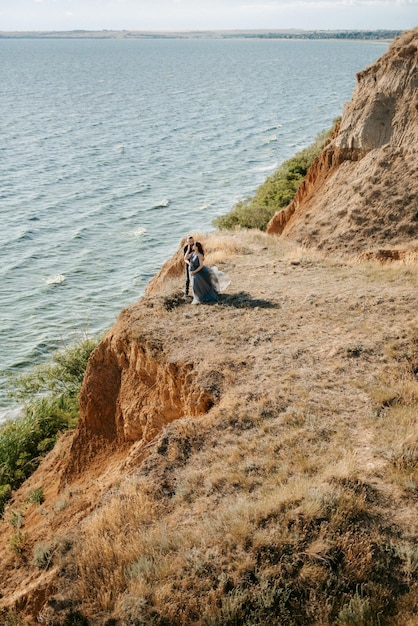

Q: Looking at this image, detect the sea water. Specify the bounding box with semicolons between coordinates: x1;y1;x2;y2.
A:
0;37;388;418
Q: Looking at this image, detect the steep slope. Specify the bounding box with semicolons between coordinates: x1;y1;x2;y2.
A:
267;27;418;260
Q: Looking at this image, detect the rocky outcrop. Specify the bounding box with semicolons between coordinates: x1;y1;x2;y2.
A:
60;232;247;480
267;27;418;259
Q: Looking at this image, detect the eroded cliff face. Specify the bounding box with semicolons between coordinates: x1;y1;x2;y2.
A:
338;30;418;151
63;302;215;479
62;235;243;478
267;28;418;259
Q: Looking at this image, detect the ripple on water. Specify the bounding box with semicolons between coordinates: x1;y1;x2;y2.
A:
0;38;388;413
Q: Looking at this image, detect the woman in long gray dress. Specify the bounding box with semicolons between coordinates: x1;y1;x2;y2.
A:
185;241;230;304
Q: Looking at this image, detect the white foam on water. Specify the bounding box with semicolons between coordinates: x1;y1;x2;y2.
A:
127;227;147;237
45;274;66;285
263;134;278;144
0;404;24;426
253;163;279;173
150;199;170;210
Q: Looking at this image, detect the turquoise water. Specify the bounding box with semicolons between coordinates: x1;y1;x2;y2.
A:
0;37;387;418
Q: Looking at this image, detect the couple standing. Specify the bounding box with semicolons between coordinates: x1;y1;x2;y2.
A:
184;235;230;304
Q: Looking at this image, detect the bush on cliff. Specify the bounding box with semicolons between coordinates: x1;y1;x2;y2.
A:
213;123;337;231
0;337;97;515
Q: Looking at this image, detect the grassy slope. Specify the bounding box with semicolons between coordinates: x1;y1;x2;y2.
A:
213;127;335;232
0;339;97;516
2;232;416;625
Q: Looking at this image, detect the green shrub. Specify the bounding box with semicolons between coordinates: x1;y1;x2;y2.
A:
9;528;29;560
212;202;275;231
213;124;337;231
337;589;376;626
27;488;44;505
0;483;12;512
10;337;97;402
0;337;97;515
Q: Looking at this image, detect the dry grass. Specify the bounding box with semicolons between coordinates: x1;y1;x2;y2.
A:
63;419;414;624
2;231;418;625
62;376;417;623
64;238;418;625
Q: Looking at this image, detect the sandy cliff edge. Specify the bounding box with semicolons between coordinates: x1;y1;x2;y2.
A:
267;27;418;261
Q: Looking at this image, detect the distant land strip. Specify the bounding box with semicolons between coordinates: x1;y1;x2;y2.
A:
0;29;402;40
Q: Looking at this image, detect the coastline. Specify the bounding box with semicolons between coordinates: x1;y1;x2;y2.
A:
0;29;401;40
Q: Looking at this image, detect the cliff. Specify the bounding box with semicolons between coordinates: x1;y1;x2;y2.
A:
1;229;418;624
267;27;418;261
1;29;418;626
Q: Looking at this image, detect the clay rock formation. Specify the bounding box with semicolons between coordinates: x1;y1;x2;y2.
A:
63;302;215;478
267;27;418;259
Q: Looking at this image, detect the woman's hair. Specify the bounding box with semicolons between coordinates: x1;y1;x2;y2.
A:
195;241;204;255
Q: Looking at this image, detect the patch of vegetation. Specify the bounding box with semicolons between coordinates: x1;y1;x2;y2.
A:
0;610;30;626
0;337;97;516
32;541;55;569
213;123;337;231
27;487;44;505
9;528;29;560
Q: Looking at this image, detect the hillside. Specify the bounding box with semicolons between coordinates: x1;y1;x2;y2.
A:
267;27;418;261
1;28;418;626
1;231;417;625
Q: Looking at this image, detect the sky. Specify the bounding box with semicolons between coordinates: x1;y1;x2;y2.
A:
0;0;417;32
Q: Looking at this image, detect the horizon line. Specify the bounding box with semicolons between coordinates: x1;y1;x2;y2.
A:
0;27;403;32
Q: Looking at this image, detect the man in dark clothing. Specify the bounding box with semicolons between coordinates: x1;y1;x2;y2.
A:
183;235;194;297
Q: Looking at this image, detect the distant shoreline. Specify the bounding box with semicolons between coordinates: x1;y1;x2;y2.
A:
0;29;401;41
